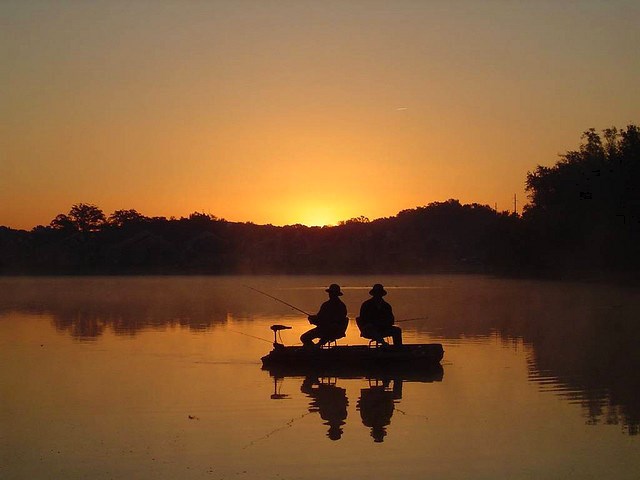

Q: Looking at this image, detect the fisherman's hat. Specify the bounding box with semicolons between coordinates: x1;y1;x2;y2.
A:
369;284;387;296
325;284;343;296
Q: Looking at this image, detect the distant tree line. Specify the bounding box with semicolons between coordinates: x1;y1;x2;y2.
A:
1;125;638;277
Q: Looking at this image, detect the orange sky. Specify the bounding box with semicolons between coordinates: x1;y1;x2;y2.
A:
2;1;639;229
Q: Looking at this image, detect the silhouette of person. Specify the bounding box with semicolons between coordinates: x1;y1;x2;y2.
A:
300;284;348;347
356;284;402;345
357;379;401;442
301;376;348;440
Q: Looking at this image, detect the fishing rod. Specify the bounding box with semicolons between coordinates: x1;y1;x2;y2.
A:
243;285;312;316
395;316;429;323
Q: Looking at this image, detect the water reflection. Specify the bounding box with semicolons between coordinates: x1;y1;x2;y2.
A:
0;277;242;339
1;275;639;435
357;378;402;442
265;364;443;442
301;377;348;440
401;280;640;436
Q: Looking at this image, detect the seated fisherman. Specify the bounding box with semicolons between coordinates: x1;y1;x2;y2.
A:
301;284;348;347
356;284;402;346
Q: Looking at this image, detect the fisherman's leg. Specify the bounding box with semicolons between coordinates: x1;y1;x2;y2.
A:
373;326;388;344
322;325;347;344
390;326;402;346
366;325;388;345
301;328;320;346
360;324;384;344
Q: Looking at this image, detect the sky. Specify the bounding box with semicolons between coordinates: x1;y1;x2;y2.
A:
2;0;639;229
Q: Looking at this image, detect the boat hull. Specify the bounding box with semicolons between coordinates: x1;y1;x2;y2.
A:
261;343;444;371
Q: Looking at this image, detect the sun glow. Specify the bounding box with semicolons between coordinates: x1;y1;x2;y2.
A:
298;206;340;227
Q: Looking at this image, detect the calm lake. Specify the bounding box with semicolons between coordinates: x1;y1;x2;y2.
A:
1;275;639;479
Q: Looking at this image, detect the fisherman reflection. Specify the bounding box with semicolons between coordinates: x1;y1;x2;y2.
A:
357;378;402;442
301;376;349;440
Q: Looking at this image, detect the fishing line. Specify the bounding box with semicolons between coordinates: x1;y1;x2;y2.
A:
242;411;313;449
395;407;429;421
227;329;273;344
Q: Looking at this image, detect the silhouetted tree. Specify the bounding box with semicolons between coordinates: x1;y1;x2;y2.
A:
108;209;147;227
50;204;106;233
50;214;75;231
185;212;221;225
524;125;640;273
69;203;106;233
338;216;370;226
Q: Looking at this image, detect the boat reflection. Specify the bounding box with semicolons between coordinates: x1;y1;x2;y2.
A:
264;364;443;442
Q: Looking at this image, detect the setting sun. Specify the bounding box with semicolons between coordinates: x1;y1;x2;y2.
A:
297;205;340;227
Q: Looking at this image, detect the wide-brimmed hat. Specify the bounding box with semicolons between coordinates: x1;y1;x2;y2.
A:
325;284;343;296
369;284;387;296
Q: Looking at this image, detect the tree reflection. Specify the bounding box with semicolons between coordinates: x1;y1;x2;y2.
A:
0;278;237;340
53;310;107;340
522;300;640;435
403;279;640;436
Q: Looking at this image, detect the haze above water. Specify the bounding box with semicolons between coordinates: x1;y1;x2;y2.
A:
1;275;639;479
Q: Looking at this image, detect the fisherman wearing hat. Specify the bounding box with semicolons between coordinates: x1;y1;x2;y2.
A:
301;284;349;347
356;284;402;346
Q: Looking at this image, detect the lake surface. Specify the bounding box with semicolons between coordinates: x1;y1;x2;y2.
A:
1;275;639;479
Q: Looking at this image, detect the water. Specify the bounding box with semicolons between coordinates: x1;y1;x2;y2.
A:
1;275;639;479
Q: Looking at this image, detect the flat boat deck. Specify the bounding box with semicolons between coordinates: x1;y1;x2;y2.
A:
261;343;444;369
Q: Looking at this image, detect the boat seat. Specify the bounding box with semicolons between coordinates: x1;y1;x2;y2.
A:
319;333;345;349
368;337;392;348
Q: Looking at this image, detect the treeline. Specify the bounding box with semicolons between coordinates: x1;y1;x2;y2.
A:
0;201;520;274
1;125;638;277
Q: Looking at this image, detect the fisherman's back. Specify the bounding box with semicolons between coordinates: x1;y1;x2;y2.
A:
314;297;348;327
358;297;394;328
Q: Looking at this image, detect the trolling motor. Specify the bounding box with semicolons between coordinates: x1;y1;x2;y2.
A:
270;324;292;348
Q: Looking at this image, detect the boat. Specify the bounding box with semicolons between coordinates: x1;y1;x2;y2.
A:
262;342;444;366
261;325;445;371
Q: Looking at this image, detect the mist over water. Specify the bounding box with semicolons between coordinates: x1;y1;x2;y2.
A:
1;275;639;479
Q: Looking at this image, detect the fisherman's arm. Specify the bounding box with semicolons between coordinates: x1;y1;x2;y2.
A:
308;306;322;324
310;301;330;325
358;301;370;323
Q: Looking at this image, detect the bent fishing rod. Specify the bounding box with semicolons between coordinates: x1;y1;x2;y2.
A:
243;285;312;316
